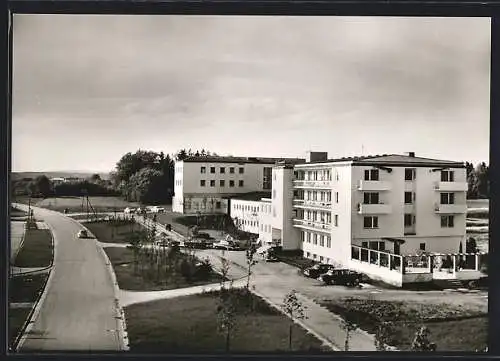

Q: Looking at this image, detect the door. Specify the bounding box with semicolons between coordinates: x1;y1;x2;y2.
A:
394;242;401;255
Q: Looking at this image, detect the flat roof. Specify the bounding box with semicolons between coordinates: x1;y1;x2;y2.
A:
182;156;306;165
227;191;272;201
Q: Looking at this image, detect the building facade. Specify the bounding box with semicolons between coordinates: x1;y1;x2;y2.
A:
172;156;304;214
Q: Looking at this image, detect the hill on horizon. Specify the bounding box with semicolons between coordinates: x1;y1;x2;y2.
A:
11;171;111;181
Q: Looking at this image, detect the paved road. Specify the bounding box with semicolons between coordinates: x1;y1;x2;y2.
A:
13;204;123;352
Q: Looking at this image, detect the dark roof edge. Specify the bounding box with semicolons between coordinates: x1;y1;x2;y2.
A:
351;161;465;168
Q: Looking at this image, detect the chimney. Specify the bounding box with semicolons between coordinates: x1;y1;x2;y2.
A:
405;152;415;157
306;151;328;163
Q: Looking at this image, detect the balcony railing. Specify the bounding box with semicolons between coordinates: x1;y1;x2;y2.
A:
293;180;333;188
351;245;403;273
434;203;467;214
433;181;468;192
357;203;392;214
292;218;331;232
357;180;392;191
293;199;332;209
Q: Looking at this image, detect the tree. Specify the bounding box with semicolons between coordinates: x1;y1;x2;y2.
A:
127;168;164;204
341;318;358;351
411;326;437;351
281;290;307;350
126;230;146;274
89;173;102;183
175;149;188;161
29;175;53;197
217;284;237;352
245;243;258;291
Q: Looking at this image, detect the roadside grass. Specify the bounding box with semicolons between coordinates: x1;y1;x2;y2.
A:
125;289;328;353
13;229;53;268
85;219;146;244
104;247;225;291
8;307;32;349
30;196;140;213
320;298;487;351
10;207;28;218
9;272;49;303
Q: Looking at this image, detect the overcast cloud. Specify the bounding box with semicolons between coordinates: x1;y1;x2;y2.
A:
12;15;490;172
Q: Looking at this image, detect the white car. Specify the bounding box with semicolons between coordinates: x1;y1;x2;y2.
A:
151;206;165;213
124;207;136;214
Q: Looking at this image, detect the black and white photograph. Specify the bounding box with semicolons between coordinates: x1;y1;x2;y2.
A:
9;15;490;353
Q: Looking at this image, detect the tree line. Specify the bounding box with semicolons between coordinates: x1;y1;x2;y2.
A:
465;161;489;199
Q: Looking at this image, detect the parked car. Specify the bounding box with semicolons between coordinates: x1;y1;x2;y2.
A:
265;253;279;262
303;263;335;279
212;239;240;251
184;238;212;249
151;206;166;213
124;207;136;214
321;269;363;287
77;229;89;239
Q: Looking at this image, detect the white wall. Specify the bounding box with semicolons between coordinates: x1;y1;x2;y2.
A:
258;200;273;245
229;199;261;234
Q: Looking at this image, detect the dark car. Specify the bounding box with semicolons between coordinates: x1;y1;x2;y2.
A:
265;253;279;262
303;263;335;279
321;269;363;287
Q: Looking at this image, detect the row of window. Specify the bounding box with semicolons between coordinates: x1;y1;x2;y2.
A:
201;166;244;174
233;203;259;213
300;210;338;226
304;252;333;264
295;169;338;181
241;219;258;228
261;223;272;233
364;215;455;229
201;179;244;187
297;190;339;203
302;231;332;248
362;191;456;205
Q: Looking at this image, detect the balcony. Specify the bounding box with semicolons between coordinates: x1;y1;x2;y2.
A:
434;203;467;214
293;180;333;189
357;203;392;215
357;180;392;191
293;199;332;210
292;218;331;232
433;181;468;192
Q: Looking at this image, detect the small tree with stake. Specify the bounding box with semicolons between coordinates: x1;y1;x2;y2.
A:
217;284;237;352
341;318;357;351
282;290;307;351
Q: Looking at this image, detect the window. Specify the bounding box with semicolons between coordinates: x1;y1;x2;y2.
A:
441;215;454;228
230;167;235;174
307;233;311;243
306;252;311;258
364;169;379;181
201;166;206;174
210;167;216;174
319;256;324;262
313;234;317;245
363;216;379;228
229;180;235;187
327;192;332;202
220;167;225;174
334;215;338;227
216;201;221;209
320;236;324;247
336;170;340;181
363;192;379;204
239;180;244;187
404;192;413;204
335;192;339;203
200;180;206;187
362;241;368;248
239;167;244;174
263;167;272;190
326;238;331;248
440;192;455;205
441;170;455;182
220;180;225;187
369;241;385;251
419;243;426;251
404;214;415;227
405;168;416;181
210;180;215;187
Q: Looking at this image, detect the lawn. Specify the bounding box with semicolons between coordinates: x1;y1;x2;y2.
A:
9;307;32;350
125;289;328;353
9;272;49;303
10;207;28;218
104;247;225;291
13;229;53;268
30;196;140;213
85;219;146;244
319;297;487;351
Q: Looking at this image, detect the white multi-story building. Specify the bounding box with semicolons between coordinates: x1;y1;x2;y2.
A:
290;152;467;266
172;156;304;214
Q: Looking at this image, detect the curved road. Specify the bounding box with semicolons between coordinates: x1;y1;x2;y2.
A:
13;204;123;352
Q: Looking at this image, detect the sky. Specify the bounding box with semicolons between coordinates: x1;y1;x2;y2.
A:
12;15;491;173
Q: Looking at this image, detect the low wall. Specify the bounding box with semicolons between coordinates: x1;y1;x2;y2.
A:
402;272;433;284
348;259;403;287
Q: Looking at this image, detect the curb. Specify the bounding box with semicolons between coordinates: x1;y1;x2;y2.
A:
250;288;340;351
14;221;56;352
